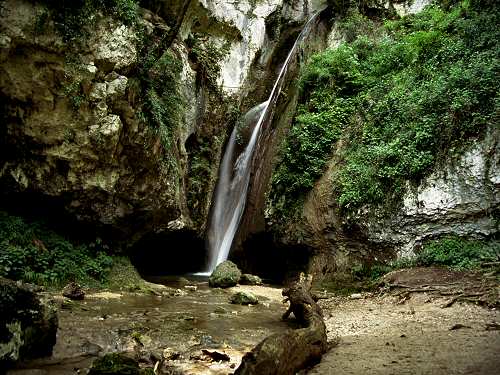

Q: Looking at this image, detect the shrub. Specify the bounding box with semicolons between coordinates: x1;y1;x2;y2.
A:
0;211;113;287
270;1;499;215
186;32;230;89
39;0;139;42
417;236;499;270
139;51;183;162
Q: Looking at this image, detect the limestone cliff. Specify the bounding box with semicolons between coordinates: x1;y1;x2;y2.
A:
0;0;319;248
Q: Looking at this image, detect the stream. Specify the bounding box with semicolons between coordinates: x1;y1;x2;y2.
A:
7;280;290;375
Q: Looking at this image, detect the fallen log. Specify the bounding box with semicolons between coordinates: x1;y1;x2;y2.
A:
235;274;328;375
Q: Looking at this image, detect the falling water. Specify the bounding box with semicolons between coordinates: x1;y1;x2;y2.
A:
203;11;323;273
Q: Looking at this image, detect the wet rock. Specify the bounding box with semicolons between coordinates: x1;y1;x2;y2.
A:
449;323;471;331
62;282;85;300
199;335;218;348
214;306;228;314
0;277;58;370
201;349;230;362
81;340;103;356
60;298;75;310
88;353;140;375
239;273;263;285
172;288;187;297
209;261;242;288
230;291;258;305
163;347;181;361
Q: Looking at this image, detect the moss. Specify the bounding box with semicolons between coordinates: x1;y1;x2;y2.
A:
103;257;151;292
88;353;140;375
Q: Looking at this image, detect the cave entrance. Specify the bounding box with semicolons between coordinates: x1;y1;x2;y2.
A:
129;229;206;276
234;232;312;284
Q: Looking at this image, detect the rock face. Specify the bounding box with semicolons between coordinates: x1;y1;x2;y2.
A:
364;125;499;257
0;0;324;251
0;277;58;370
209;260;242;288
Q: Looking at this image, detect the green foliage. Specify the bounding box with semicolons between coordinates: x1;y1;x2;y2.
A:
417;236;499;270
188;143;214;202
270;1;500;215
187;33;229;89
140;51;183;158
336;8;381;42
61;78;86;110
0;211;113;287
355;237;499;282
39;0;139;42
88;353;140;375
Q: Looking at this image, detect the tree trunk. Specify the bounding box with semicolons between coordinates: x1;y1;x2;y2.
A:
235;274;328;375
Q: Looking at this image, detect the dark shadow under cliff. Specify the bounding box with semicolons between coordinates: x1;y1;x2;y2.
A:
129;228;206;275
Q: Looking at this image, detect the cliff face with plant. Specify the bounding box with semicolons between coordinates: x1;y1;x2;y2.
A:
0;0;498;280
263;0;499;279
0;0;322;245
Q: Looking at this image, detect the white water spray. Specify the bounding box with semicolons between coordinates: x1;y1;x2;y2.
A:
203;12;323;274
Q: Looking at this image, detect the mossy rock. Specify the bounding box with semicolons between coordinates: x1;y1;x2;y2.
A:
0;277;58;371
208;261;241;288
230;291;258;305
240;273;263;285
88;353;140;375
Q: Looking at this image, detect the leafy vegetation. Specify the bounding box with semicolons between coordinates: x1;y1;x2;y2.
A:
139;51;184;159
353;236;499;282
38;0;139;42
270;0;499;216
0;211;113;287
187;32;230;89
417;236;499;270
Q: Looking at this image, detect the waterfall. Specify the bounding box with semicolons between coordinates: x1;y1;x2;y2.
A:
203;11;323;274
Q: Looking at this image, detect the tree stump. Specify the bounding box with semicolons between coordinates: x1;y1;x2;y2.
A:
235;274;328;375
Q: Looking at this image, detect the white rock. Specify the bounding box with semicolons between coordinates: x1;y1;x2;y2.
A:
394;0;431;17
106;75;128;99
89;83;107;101
100;115;122;136
94;24;137;71
93;101;108;117
84;63;98;75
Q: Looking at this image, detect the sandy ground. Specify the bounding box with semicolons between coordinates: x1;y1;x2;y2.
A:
309;293;500;375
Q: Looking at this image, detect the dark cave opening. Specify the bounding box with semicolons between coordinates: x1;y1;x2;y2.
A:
0;191;109;244
129;229;207;276
234;232;312;284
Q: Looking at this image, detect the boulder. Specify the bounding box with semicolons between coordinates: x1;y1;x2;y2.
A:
0;277;58;371
208;261;242;288
230;291;258;305
62;282;85;300
239;273;263;285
